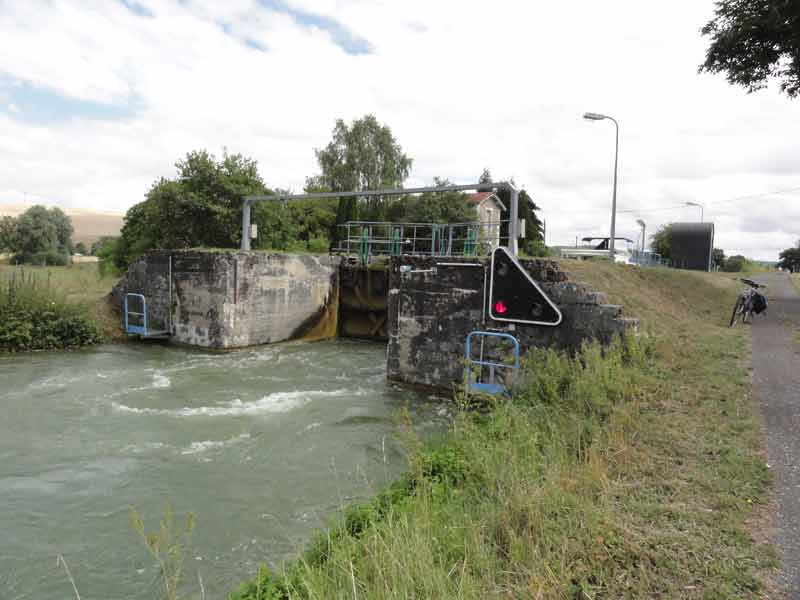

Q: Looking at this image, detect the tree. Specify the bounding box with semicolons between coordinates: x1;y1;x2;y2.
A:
712;247;726;269
386;177;475;224
74;242;88;255
12;205;59;262
114;150;267;268
308;115;413;228
47;207;73;254
93;237;120;275
778;242;800;272
650;224;673;259
722;254;747;272
0;216;16;252
478;168;493;185
700;1;800;98
91;236;117;255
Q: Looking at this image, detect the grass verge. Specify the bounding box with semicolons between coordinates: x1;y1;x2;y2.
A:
0;263;121;351
230;262;775;599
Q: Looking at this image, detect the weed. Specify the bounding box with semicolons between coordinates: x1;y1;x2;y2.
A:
130;504;196;600
0;268;101;351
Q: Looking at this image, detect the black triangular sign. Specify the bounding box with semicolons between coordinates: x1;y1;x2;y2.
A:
489;247;562;326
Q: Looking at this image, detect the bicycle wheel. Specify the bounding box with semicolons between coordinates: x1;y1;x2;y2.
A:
729;296;743;327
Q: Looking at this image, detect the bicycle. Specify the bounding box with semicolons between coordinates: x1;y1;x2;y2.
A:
729;278;767;327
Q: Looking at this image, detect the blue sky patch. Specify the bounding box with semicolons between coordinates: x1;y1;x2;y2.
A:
0;78;140;125
257;0;372;55
119;0;153;18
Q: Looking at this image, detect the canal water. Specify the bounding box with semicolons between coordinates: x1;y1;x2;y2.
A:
0;340;448;599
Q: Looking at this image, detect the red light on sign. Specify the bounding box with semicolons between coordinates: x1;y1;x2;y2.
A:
494;300;508;314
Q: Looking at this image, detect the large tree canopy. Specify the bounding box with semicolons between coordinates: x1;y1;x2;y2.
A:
114;150;268;268
307;114;413;226
700;0;800;97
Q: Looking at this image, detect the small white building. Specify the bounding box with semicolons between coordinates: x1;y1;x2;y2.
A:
468;192;506;248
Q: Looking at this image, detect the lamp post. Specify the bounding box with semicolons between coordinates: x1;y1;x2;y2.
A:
636;219;646;252
686;201;704;222
583;112;619;256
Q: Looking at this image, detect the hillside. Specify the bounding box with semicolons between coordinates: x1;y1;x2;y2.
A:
0;203;123;247
232;262;774;599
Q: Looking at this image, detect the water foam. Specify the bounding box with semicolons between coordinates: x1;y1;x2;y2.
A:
152;373;171;388
181;433;251;455
113;388;360;418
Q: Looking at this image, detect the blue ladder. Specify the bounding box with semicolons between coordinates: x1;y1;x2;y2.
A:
464;331;520;396
124;293;170;338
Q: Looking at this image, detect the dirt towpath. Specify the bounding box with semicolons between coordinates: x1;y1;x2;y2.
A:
751;272;800;595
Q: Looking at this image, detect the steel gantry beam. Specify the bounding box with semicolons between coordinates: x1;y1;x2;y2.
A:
241;182;521;254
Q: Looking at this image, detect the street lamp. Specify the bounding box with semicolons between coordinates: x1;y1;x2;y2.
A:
686;201;704;222
636;219;646;252
583;112;620;256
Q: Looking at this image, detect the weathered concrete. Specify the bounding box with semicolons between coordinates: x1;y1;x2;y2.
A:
386;256;637;391
114;251;636;393
114;251;340;348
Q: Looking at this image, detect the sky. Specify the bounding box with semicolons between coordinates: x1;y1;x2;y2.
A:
0;0;798;261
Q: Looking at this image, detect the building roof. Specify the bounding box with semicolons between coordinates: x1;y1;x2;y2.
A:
467;192;506;211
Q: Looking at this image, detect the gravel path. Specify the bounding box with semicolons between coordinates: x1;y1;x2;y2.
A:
751;272;800;595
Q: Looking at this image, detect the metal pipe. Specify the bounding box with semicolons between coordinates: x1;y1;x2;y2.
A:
509;185;519;255
241;181;518;254
244;182;501;203
241;197;253;251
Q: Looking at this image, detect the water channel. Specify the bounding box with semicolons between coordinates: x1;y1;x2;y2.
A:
0;340;448;599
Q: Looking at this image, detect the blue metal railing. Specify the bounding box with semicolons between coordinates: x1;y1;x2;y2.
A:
464;331;520;396
124;293;148;335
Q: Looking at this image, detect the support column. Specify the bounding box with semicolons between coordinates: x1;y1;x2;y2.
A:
241;199;251;251
509;187;519;256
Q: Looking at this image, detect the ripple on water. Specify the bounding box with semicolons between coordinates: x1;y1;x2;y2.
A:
112;388;370;418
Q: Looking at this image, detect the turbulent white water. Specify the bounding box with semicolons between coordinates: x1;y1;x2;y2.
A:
0;339;447;600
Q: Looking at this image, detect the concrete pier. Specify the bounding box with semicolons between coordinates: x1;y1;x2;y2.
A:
114;250;340;348
114;250;636;391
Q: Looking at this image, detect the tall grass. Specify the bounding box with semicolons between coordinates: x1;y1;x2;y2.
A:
230;337;660;599
0;268;100;351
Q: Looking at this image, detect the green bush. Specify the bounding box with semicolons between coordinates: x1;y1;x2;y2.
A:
0;270;100;351
306;236;330;253
12;250;71;266
523;238;552;257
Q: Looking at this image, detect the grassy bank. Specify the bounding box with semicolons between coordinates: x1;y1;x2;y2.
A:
230;263;774;599
0;263;120;351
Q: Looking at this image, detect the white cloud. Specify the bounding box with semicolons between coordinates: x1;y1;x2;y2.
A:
0;0;798;260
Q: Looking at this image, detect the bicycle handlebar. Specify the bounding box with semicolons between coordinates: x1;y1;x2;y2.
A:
739;278;765;289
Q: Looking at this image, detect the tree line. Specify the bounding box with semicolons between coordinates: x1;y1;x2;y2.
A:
107;114;543;270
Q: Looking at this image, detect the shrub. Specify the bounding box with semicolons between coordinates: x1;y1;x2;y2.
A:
0;269;100;351
12;250;71;266
307;236;330;253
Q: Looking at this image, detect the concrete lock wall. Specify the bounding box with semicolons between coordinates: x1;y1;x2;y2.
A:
386;256;638;391
114;251;340;348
